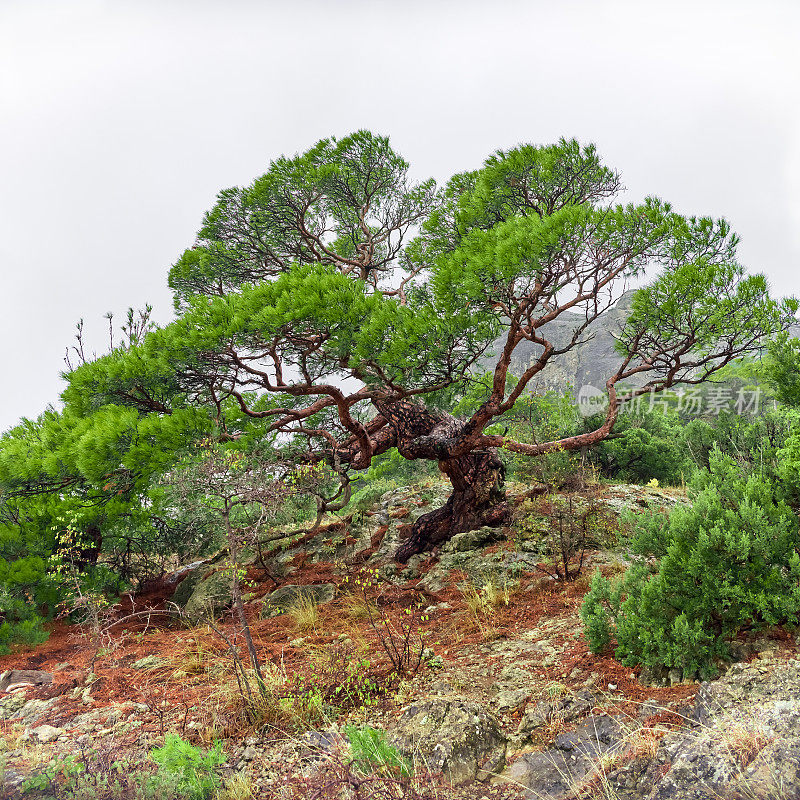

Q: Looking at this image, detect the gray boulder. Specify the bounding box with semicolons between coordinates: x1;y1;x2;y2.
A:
517;689;595;736
171;550;230;610
182;568;233;622
30;724;63;744
504;714;626;799
0;768;29;789
441;526;504;554
391;698;507;784
0;694;56;724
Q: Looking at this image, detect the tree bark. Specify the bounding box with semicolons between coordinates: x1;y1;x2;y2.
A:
371;397;510;562
395;448;509;562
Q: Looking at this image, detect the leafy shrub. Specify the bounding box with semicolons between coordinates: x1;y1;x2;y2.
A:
216;640;382;735
515;493;616;583
149;734;225;800
345;569;430;683
587;408;696;485
304;638;382;712
20;754;85;796
503;390;584;487
581;449;800;678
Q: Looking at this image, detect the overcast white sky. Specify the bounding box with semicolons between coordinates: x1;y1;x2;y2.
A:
1;0;799;433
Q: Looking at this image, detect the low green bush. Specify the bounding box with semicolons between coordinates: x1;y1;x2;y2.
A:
581;449;800;678
0;617;48;655
587;408;697;485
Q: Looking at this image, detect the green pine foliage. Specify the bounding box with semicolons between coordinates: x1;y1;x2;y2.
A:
0;617;49;654
582;449;800;677
0;493;61;650
0;366;216;643
344;725;412;777
579;567;622;655
148;734;224;800
766;334;800;408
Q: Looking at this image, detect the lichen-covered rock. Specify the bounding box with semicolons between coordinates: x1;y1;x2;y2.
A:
494;687;532;712
0;692;28;719
0;768;28;790
171;549;230;609
732;738;800;799
0;695;56;725
516;689;595;736
603;656;800;799
182;568;233;622
259;583;336;618
390;698;506;784
29;724;63;744
170;567;209;609
441;526;504;554
417;548;527;593
504;714;626;799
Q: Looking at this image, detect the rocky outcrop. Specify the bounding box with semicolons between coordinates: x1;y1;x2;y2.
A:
516;689;597;738
626;657;800;800
416;526;529;593
496;656;800;799
505;714;628;799
483;291;640;395
0;691;57;726
484;290;800;398
565;656;800;800
390;697;507;784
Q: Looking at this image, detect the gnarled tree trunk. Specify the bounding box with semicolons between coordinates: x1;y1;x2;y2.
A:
372;398;511;563
395;448;509;562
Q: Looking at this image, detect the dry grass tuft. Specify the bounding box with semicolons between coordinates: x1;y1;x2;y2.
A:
289;596;321;633
626;727;663;761
171;631;220;677
460;576;515;638
340;591;380;622
212;661;331;736
215;771;257;800
718;716;775;770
